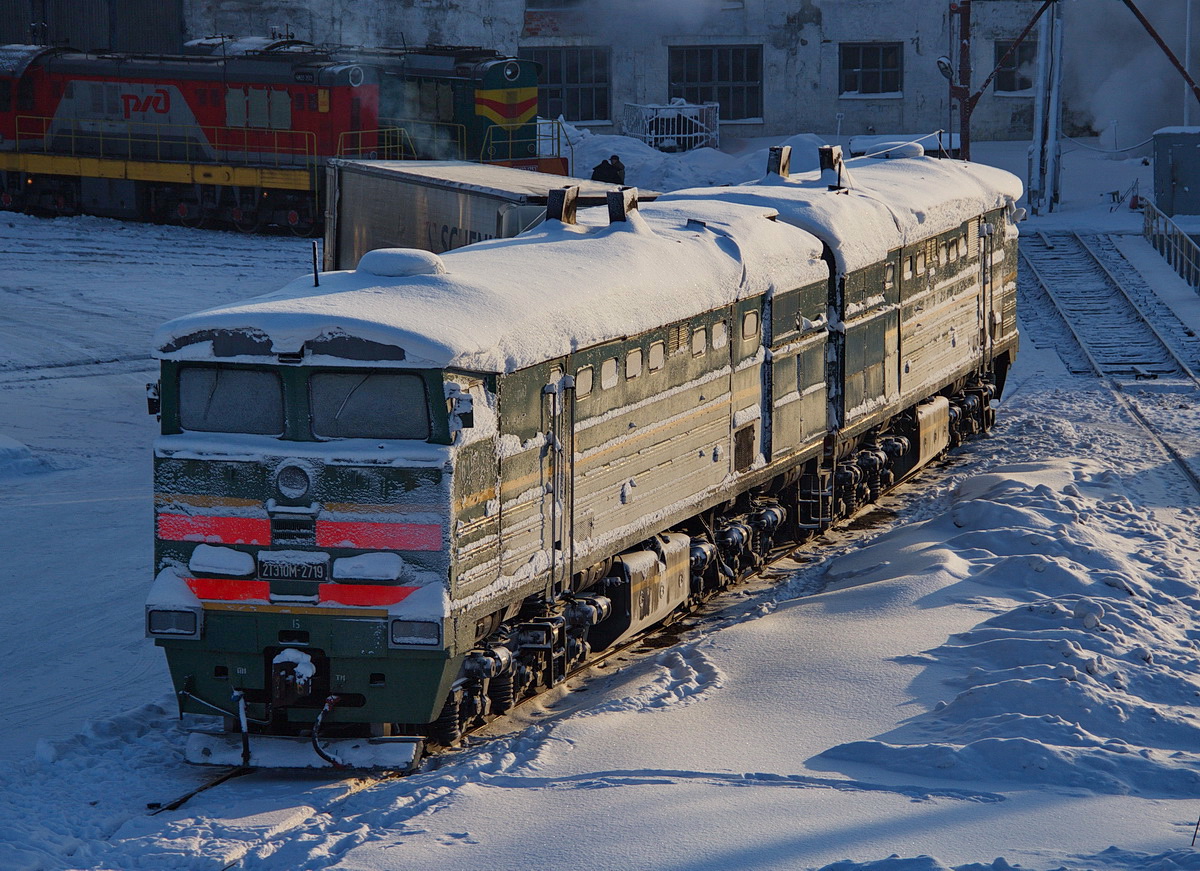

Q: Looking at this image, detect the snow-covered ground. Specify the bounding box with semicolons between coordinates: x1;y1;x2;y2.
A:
6;132;1200;870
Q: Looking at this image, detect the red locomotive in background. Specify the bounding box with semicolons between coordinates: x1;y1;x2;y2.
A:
0;37;563;233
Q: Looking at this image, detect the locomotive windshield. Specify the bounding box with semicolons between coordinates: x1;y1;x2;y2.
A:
178;366;283;434
310;371;429;440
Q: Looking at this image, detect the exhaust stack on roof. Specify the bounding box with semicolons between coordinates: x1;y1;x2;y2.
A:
547;185;580;225
819;145;852;190
607;187;639;223
767;145;792;178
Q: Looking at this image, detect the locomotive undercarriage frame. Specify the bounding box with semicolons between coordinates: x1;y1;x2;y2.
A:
0;171;321;234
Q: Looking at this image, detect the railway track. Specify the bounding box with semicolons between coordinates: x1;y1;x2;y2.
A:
1019;231;1198;381
1019;230;1200;492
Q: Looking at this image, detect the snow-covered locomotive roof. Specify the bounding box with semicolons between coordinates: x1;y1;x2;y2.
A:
154;155;1021;374
662;154;1023;273
155;199;829;373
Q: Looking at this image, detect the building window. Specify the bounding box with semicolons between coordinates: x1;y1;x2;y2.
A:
668;45;762;121
994;39;1037;93
839;43;903;95
520;46;610;122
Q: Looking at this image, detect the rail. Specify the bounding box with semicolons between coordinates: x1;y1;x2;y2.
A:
1143;199;1200;291
13;115;318;170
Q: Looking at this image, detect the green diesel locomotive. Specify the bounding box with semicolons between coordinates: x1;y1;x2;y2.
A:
146;144;1022;768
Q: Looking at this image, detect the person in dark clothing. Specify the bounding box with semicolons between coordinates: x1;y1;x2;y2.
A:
609;154;626;185
591;155;626;185
590;157;617;183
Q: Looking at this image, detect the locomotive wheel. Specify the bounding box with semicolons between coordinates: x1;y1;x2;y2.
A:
287;209;318;237
232;208;262;234
177;201;209;229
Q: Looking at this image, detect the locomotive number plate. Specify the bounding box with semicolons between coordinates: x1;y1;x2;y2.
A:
257;552;329;581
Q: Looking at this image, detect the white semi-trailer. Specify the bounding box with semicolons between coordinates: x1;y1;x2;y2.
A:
323;159;649;270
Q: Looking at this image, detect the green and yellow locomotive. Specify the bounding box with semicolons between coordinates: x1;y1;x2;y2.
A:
146;145;1021;768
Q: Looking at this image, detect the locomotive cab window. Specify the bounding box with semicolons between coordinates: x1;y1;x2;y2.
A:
691;326;707;357
310;372;429;439
741;311;759;340
915;251;926;274
179;366;284;435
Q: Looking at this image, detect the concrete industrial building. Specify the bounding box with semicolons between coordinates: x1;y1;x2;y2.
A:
4;1;1195;146
178;0;1046;141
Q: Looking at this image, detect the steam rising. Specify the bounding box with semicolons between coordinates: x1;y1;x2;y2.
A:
1063;0;1200;141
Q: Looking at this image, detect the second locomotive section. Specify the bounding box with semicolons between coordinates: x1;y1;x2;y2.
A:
146;146;1022;766
0;41;547;231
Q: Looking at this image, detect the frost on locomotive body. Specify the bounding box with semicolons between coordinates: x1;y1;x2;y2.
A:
146;146;1021;767
0;41;548;228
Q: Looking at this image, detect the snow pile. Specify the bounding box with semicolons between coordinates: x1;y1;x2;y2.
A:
155;198;828;373
562;120;827;191
0;432;44;476
815;460;1200;797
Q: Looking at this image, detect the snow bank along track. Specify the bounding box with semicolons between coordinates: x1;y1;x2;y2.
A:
1020;231;1200;492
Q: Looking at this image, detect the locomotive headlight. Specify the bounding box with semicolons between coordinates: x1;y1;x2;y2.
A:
503;61;520;82
390;620;441;647
276;464;311;499
147;608;201;638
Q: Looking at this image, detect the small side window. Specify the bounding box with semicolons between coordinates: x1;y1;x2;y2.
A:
712;321;728;349
884;262;895;285
576;366;593;397
938;242;948;265
915;251;926;274
648;341;665;371
600;358;619;389
691;326;707;357
741;311;760;340
626;348;643;380
903;256;913;280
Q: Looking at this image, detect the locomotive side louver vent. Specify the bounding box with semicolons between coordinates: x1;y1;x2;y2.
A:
667;324;685;355
271;515;316;546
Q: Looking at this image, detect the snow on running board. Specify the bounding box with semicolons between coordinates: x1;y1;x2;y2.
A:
185;731;424;772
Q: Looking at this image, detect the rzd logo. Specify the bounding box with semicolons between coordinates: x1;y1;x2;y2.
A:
121;88;170;119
